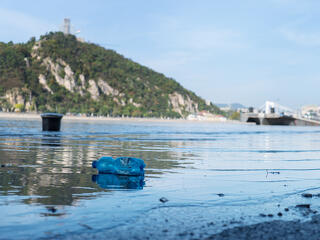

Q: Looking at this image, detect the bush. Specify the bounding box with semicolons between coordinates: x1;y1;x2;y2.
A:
14;103;24;112
229;111;240;120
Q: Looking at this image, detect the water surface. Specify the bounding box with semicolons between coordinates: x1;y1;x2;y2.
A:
1;119;320;239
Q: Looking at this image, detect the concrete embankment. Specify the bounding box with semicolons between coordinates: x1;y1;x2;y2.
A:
0;112;239;124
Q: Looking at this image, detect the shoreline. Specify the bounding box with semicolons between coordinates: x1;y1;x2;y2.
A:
0;112;242;124
42;212;320;240
207;215;320;240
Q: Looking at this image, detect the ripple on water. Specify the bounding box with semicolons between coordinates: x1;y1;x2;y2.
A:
1;120;320;238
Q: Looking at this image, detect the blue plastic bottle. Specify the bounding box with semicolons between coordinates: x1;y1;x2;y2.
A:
92;157;146;176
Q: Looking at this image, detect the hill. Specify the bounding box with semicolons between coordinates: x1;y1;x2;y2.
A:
0;32;222;118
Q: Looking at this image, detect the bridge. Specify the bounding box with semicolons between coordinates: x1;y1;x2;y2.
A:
240;101;320;126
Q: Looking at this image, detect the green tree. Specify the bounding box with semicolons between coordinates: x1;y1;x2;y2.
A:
229;111;240;120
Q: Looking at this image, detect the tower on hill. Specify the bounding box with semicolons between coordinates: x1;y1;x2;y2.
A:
63;18;70;35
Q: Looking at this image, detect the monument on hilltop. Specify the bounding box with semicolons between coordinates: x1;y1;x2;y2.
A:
63;18;70;35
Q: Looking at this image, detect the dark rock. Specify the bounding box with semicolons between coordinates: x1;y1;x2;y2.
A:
48;206;57;213
302;193;313;198
159;197;168;203
1;164;5;168
296;204;310;209
278;212;283;217
178;232;187;237
268;214;274;217
217;193;225;197
285;208;289;212
259;213;267;217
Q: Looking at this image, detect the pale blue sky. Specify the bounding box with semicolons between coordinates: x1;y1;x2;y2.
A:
1;0;320;108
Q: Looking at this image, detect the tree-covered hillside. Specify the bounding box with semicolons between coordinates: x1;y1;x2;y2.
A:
0;32;222;118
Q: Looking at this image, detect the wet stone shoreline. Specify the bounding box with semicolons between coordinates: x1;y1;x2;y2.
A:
38;194;320;240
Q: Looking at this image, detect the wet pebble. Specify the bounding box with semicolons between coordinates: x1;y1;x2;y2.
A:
259;213;267;217
48;206;57;213
277;212;283;217
284;208;289;212
267;214;274;217
178;232;187;237
217;193;225;197
296;204;310;209
159;197;168;203
302;193;313;198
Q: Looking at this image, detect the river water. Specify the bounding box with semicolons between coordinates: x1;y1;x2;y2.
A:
1;118;320;239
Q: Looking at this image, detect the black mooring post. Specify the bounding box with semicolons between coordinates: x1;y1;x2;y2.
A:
41;113;63;131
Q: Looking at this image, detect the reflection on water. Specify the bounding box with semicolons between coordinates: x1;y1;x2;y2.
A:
41;134;62;147
2;119;320;239
0;120;189;208
92;174;145;189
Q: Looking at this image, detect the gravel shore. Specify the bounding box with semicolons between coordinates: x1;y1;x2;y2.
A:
38;204;320;240
207;215;320;240
41;215;320;240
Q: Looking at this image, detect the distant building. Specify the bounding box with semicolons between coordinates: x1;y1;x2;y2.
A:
62;18;84;42
187;111;227;121
205;100;212;106
77;37;85;43
301;105;320;120
64;18;71;35
301;105;320;115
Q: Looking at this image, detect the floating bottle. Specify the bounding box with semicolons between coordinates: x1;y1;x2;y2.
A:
92;157;146;176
